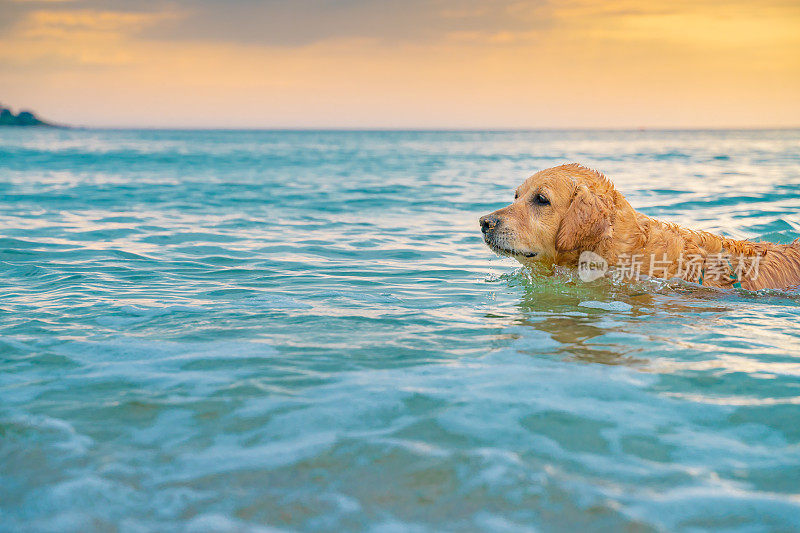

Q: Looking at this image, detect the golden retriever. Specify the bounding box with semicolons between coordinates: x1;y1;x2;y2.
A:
480;164;800;291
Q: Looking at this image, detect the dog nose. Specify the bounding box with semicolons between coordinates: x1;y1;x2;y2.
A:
480;215;500;233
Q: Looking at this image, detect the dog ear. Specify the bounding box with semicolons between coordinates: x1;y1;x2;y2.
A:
556;184;612;252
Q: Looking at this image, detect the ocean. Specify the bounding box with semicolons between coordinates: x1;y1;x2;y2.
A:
1;128;799;532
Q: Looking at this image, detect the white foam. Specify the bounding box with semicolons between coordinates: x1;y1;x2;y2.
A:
186;513;285;533
579;300;633;312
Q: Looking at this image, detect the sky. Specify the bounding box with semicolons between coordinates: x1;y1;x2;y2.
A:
0;0;799;129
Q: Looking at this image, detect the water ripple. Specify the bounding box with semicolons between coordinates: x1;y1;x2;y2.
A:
1;128;800;531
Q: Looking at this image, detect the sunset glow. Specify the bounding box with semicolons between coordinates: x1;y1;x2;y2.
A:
1;0;799;128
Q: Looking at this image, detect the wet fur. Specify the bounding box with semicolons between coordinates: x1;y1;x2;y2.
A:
481;164;800;291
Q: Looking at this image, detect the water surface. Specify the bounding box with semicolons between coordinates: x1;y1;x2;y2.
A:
1;129;800;532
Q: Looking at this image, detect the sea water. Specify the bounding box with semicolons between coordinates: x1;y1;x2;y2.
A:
1;128;799;532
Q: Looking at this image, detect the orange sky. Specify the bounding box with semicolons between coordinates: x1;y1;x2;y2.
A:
1;0;799;128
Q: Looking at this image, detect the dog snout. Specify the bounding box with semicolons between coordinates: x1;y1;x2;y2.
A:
480;214;500;233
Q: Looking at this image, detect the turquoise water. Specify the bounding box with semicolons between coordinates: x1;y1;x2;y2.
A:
1;128;800;532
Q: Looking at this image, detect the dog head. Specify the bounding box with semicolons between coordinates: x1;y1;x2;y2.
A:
479;164;615;264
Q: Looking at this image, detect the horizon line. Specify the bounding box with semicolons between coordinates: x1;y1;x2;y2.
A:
56;125;800;132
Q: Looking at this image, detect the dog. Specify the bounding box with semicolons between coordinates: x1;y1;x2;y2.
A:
480;164;800;291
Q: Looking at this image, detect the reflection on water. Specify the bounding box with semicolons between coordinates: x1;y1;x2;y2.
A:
1;128;800;531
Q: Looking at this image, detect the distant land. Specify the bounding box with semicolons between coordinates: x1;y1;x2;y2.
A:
0;104;58;127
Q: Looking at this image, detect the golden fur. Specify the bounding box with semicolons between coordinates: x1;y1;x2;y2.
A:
479;164;800;291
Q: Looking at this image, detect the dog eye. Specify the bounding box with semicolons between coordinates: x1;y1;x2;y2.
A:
514;191;520;200
533;193;550;206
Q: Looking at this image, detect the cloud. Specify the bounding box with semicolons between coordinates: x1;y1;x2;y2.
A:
17;8;172;38
0;3;176;67
3;0;797;50
0;0;798;128
0;0;554;47
143;0;557;47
